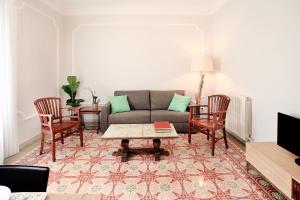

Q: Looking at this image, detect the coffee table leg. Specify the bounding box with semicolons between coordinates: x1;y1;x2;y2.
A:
112;139;130;162
153;139;161;161
121;139;129;162
114;138;170;162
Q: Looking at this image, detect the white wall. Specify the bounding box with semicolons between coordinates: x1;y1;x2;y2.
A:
15;5;215;144
16;0;63;144
16;0;300;144
61;15;215;104
212;0;300;141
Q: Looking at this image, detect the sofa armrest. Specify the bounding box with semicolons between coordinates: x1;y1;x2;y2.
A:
100;102;111;124
100;102;110;132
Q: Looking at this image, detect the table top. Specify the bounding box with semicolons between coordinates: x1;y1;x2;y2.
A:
102;124;178;139
80;106;101;113
189;104;208;107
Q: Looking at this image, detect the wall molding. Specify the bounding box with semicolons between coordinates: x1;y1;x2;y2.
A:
17;111;37;121
16;0;60;96
16;0;61;121
29;1;227;16
40;0;65;15
71;23;206;75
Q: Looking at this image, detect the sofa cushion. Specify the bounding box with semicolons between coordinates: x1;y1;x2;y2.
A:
151;110;189;123
150;90;185;110
114;90;150;110
109;110;150;124
108;95;130;113
168;93;191;112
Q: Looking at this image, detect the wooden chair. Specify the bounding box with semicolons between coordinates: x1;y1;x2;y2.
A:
188;95;230;156
34;97;83;162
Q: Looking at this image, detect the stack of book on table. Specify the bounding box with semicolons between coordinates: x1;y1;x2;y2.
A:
154;121;171;133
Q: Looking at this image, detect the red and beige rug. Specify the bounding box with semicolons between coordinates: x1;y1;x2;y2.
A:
15;131;285;200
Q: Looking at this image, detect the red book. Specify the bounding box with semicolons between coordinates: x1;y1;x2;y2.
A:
154;121;171;129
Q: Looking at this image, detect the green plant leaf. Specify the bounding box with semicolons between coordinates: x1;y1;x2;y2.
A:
67;76;80;94
66;99;74;106
62;85;72;98
67;76;77;85
62;76;84;107
73;99;84;107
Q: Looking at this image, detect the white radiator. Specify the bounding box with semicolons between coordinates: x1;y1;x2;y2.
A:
225;93;252;142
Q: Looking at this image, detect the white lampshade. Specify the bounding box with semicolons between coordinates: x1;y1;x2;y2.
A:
191;56;214;72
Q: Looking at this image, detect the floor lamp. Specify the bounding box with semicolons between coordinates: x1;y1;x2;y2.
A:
191;56;214;104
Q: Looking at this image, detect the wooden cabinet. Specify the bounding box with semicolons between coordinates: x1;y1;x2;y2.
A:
246;142;300;199
293;179;300;200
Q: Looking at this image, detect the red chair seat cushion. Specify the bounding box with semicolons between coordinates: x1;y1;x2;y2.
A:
42;121;79;133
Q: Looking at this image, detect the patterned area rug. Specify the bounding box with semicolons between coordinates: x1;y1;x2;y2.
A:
15;131;286;200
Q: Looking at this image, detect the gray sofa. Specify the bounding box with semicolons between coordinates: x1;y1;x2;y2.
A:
100;90;189;133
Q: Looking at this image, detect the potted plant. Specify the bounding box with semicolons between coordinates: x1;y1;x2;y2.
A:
87;88;99;109
61;76;84;107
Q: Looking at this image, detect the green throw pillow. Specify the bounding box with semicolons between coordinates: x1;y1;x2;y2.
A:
168;93;191;112
109;95;130;114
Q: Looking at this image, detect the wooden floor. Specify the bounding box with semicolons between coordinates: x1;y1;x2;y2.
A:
5;137;40;165
5;132;245;165
227;133;245;151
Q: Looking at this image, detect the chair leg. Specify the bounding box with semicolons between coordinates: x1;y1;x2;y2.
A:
79;125;83;147
40;132;45;155
60;132;64;144
207;129;210;140
211;130;216;156
223;128;228;149
51;136;56;162
188;123;192;144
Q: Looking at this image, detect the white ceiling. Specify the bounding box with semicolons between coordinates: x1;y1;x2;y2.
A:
41;0;229;15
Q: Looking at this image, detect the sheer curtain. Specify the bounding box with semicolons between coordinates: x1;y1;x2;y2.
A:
0;0;19;164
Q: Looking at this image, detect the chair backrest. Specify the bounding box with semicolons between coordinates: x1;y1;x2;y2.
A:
208;95;231;122
34;97;62;123
0;165;49;192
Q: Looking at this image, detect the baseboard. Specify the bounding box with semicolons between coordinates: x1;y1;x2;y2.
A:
19;134;40;150
226;130;248;143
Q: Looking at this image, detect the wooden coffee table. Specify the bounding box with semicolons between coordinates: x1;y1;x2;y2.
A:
102;124;178;162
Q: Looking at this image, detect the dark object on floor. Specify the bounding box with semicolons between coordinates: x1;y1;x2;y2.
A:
0;165;49;192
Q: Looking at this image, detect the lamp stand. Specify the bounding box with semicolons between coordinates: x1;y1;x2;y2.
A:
196;72;205;104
